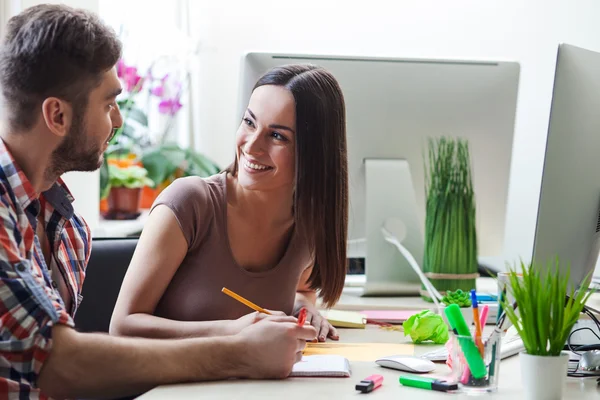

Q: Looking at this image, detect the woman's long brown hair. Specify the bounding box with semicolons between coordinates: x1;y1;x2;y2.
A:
228;64;348;307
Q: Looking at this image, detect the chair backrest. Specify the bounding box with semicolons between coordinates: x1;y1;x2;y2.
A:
74;238;138;333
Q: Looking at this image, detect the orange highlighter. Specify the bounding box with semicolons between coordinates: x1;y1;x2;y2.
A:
471;289;484;355
297;308;307;326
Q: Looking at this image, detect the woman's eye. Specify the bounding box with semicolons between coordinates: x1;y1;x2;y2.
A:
243;117;254;127
272;132;287;141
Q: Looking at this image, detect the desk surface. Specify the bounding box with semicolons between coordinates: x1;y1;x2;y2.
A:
137;325;599;399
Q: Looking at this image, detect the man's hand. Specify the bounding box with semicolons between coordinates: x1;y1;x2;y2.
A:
226;310;288;335
235;318;317;379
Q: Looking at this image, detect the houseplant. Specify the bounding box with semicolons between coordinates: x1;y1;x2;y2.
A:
100;57;220;212
439;289;474;326
102;163;154;220
501;259;593;400
422;136;478;300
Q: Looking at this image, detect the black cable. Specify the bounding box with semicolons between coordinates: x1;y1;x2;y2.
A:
583;306;600;328
566;306;600;354
567;328;600;355
566;306;600;377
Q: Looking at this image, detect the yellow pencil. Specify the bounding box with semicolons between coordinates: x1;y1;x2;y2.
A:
221;287;272;315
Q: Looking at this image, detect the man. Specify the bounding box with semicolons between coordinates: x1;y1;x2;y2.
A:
0;4;316;399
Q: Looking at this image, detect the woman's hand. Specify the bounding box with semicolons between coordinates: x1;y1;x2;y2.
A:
294;303;339;342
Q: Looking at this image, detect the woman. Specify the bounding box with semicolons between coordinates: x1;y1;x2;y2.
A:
110;64;348;342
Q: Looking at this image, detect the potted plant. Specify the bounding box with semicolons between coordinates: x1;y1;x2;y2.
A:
139;143;221;208
103;164;154;220
99;56;221;210
422;137;479;301
502;259;593;400
439;289;474;327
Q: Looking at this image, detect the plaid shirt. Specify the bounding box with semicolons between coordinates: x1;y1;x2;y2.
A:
0;139;91;399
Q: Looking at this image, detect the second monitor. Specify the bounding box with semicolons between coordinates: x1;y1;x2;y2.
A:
239;53;520;295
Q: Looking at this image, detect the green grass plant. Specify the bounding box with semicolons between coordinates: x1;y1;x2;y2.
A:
422;137;478;298
502;259;593;356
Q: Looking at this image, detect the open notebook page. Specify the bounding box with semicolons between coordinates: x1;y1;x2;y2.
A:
290;355;351;377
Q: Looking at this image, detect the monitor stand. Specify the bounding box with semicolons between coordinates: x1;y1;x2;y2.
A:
362;158;423;296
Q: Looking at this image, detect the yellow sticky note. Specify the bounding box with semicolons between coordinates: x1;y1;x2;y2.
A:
303;342;414;362
319;309;367;328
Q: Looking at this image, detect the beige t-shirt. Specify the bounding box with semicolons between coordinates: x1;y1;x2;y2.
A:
150;172;312;321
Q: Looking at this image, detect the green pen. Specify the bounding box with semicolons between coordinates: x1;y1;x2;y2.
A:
399;376;458;392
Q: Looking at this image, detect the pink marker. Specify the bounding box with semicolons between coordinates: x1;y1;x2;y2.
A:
479;305;490;326
356;374;384;393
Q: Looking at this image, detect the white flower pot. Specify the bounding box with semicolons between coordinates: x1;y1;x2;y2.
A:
520;351;569;400
440;305;474;327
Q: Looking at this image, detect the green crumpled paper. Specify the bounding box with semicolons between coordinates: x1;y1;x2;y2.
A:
403;310;449;344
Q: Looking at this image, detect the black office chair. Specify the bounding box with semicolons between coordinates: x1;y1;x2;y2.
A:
74;238;138;333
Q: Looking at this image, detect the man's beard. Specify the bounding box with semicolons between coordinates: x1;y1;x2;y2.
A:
47;112;105;180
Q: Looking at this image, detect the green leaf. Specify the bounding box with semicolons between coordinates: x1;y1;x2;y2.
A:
140;144;221;186
184;149;221;177
126;106;149;127
501;259;595;356
99;158;111;199
107;164;155;189
140;147;185;187
422;137;477;297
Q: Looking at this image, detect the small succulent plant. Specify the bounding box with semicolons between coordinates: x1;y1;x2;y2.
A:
441;289;472;307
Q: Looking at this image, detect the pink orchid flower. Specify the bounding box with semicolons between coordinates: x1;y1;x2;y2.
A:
123;65;143;92
150;74;170;97
116;59;126;78
158;98;183;115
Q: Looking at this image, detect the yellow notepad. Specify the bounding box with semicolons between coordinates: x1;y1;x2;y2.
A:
319;309;367;328
290;355;351;377
303;342;414;362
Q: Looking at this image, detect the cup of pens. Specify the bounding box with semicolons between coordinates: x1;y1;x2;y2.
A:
450;330;502;394
444;291;503;395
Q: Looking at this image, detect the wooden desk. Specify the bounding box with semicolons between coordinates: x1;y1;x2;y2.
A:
137;325;598;399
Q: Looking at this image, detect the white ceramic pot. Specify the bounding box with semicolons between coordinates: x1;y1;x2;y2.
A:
520;351;569;400
439;305;474;327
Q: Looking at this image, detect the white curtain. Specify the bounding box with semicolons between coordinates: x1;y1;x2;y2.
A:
174;0;197;150
99;0;200;150
1;1;21;39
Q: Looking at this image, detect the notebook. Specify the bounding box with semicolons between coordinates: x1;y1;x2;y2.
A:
359;309;422;324
319;309;367;328
290;355;351;377
303;342;414;362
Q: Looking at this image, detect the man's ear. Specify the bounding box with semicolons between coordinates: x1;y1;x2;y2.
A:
41;97;72;138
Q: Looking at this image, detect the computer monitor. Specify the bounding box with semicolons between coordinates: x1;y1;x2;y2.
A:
532;43;600;293
239;53;520;295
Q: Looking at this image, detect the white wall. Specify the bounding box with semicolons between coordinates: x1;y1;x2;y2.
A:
187;0;600;269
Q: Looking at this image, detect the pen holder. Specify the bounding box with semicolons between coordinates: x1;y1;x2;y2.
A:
450;331;502;394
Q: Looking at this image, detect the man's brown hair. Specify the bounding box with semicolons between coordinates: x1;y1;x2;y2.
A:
0;4;122;131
